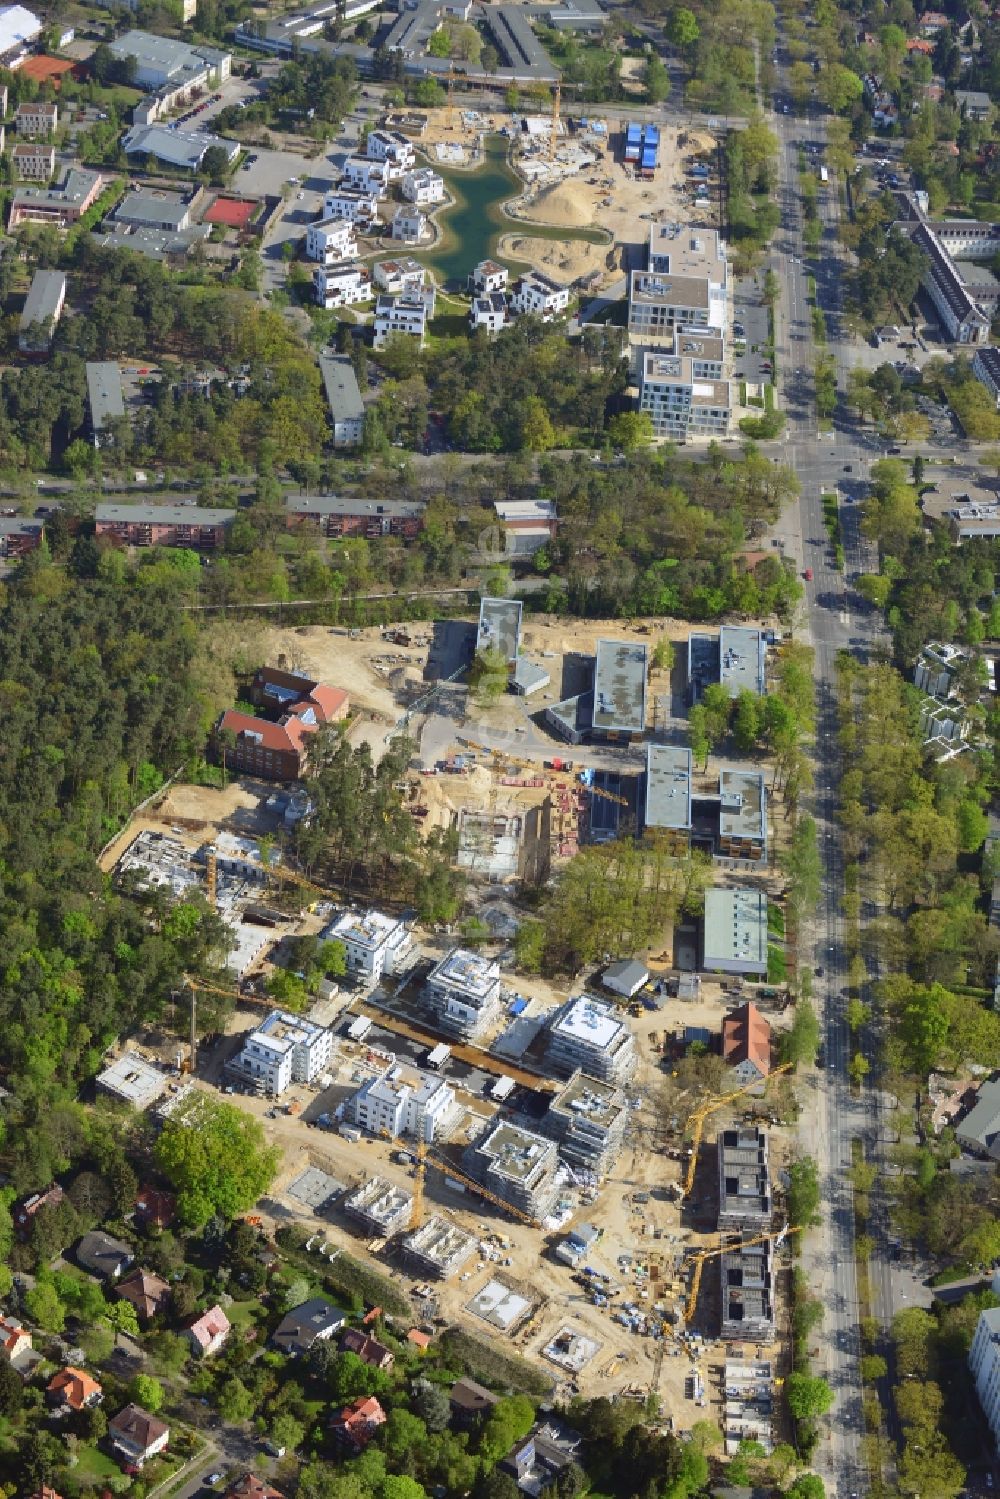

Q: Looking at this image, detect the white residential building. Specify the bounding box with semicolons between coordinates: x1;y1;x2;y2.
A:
544;994;637;1083
509;271;570;319
471;260;508;295
970;1306;1000;1447
973;346;1000;408
313;262;373;309
306;216;359;264
391;205;427;244
365;128;416;177
470;292;507;334
401;167;445;205
373;288;435;349
323;185;380;224
348;1069;455;1142
325;907;412;983
16;100;57;137
638;346;733;439
210;830;280;882
230;1009;334;1095
342;156;390;195
373;255;425;294
629;223;728;341
425;947;503;1041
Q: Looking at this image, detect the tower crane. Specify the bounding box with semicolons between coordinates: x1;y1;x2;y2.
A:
548;79;561;162
681;1223;802;1329
675;1060;793;1202
457;738;631;807
409;1137;537;1231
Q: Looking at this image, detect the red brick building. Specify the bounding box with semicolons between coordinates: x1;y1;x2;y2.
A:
95;503;235;550
215;668;350;782
284;494;424;541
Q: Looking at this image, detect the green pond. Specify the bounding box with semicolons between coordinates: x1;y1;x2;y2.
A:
416;133;610;289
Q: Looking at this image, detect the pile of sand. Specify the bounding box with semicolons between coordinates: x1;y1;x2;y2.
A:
521;178;594;227
502;234;609;284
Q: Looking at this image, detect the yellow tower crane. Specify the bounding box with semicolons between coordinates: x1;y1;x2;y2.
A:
457;737;631;807
675;1060;793;1202
549;79;561;162
681;1223;802;1328
409;1137;538;1231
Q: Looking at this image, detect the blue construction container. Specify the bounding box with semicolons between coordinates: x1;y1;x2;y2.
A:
643;124;660;147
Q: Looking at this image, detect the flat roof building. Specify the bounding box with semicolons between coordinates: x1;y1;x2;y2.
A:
642;743;692;848
285;493;424;539
688;628;767;702
591;638;647;741
544;994;636;1084
477;596;522;664
543;1069;628;1177
325;907;411;983
18;268;65;353
425;947;503;1042
970;1306;1000;1449
228;1009;333;1095
86;361;125;447
720;1235;774;1341
113;190;193;232
703;888;768;977
319;352;364;448
122;123;239;172
343;1175;413;1235
717;1126;772;1229
718;769;767;861
96;1051;169;1110
347;1069;455;1144
110;30;231;91
463;1117;560;1219
402;1214;477;1278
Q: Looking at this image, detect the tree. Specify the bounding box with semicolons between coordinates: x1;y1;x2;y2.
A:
606;411;654;450
651;636;674;674
270;1412;306;1453
130;1374;164;1414
787;1155;821;1227
781;1000;820;1066
25;1278;65;1333
860;1354;887;1381
154;1096;279;1227
381;1480;427;1499
413;1380;453;1431
817;64;864;114
848;1052;870;1085
666;6;699;49
644;58;669;103
108;1300;141;1344
219;1376;257;1423
200;145;231;183
480;1395;536;1467
519;396;556;451
785;1373;834;1421
0;1356;23;1416
787;1478;826;1499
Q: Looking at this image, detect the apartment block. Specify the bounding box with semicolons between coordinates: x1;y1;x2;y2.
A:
425;948;503;1041
629;224;728;340
343;1175;413;1235
323;185;380;223
229;1009;333;1094
391;206;427;244
470;292;508;334
471;260;508;295
373;288;434;349
717;1127;772;1229
319;352;365;448
342;155;390;194
970;1306;1000;1446
719;1235;775;1341
688;626;767;701
401;167;444;205
18;267;65;354
306;217;359;264
16;101;57;136
638;347;732;440
285;493;424;540
313;262;372;309
11;142;55;181
509;270;570;319
463;1118;561;1220
95;503;234;550
543;995;637;1084
365;128;415;174
402;1215;477;1278
325;907;411;983
347;1069;455;1143
543;1070;628;1177
374;256;425;295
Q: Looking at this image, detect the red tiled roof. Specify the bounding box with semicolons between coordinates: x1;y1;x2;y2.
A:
340;1328;394;1366
217;709;309;756
227;1475;285;1499
722;1001;771;1076
0;1315;28;1355
907;37;935;51
331;1395;387;1448
115;1269;171;1320
407;1329;431;1349
187;1304;231;1349
135;1186;175;1228
47;1366;102;1410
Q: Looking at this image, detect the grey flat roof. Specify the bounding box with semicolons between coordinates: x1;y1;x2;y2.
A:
512;656;550;693
19;268;64;330
285;494;424;520
318;352;363;424
87;361;125;432
719;769;767;843
122;123;238;170
719;627;766;697
96;502;236;526
94;222;212;261
704;887;768;967
111;29;229;79
592;638;646;734
114;189;190;229
644;743;692;830
477;597;522;663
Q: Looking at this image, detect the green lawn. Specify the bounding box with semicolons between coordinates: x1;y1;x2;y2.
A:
74;1445;122;1483
767;943;788;983
767;902;785;938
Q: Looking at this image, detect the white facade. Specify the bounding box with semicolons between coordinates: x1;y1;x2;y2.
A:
325;907;412;983
373;289;434;349
323;186;380;223
509;271;570;319
306;216;359;264
401;167;445;205
373;256;424;294
470;292;507;335
425;947;502;1041
365;129;416;176
16;101;56;136
391;206;427;244
313;262;373;309
971;1307;1000;1447
342;156;390;194
471;260;508;295
349;1069;454;1143
211;830;280;882
233;1009;334;1095
639;349;732;439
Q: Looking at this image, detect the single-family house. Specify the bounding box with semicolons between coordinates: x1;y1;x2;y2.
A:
15;1183;64;1237
46;1367;103;1412
134;1186;176;1230
313;262;373;309
341;155;390;194
272;1297;346;1356
373;255;425;295
509;271;570;320
227;1479;284;1499
390;205;427;244
470;292;507;335
450;1376;499;1426
330;1394;387;1452
108;1404;170;1467
340;1327;395;1369
470;260;508;296
0;1315;30;1362
306;217;359;264
401;167;444;205
115;1268;171;1323
75;1230;135;1281
186;1304;231;1357
721;1001;772;1085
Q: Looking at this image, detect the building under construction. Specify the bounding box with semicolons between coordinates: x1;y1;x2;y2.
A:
455;804;551;886
543;1070;628;1177
343;1176;413;1236
717;1127;772;1230
543;995;637;1084
463;1118;561;1220
719;1235;775;1342
402;1214;477;1279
